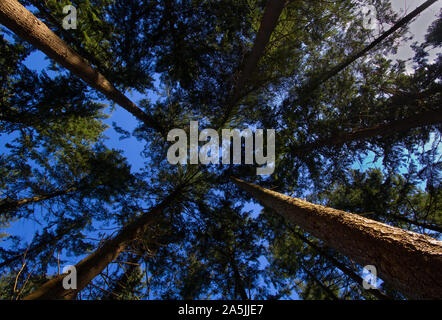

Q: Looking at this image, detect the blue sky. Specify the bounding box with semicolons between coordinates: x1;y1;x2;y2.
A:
1;1;441;299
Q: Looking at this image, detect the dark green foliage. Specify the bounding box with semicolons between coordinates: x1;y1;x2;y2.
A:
0;1;440;300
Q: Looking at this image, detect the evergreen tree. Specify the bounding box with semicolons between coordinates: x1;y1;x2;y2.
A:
0;0;440;300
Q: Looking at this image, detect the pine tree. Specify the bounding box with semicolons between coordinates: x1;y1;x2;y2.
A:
232;176;442;299
1;0;440;300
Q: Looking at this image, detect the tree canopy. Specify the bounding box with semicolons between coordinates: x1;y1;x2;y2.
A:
0;0;441;300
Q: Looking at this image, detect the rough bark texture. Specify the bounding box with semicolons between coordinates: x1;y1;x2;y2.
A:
0;0;165;135
292;110;442;155
231;177;442;299
23;191;177;300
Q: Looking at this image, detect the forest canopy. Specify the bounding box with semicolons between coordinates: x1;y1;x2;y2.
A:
0;0;441;300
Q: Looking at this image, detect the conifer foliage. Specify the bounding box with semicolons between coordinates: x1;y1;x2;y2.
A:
0;0;441;300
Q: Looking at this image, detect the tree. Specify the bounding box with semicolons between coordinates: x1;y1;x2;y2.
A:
231;176;442;299
0;0;165;135
23;184;182;299
1;0;441;301
316;169;442;234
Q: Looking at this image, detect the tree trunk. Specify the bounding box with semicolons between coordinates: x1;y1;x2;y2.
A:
0;187;77;214
292;110;442;155
231;177;442;299
0;0;165;136
0;218;84;269
300;263;339;300
23;190;178;300
292;229;391;300
27;0;107;76
219;0;286;126
233;0;286;99
303;0;438;92
369;212;442;234
230;255;248;300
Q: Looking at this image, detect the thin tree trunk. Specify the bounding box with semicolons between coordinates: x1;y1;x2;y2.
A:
0;187;77;214
292;110;442;155
291;229;391;300
389;214;442;234
230;255;248;300
23;190;179;300
300;263;339;300
218;0;286;127
303;0;438;92
0;218;84;269
0;0;165;136
231;177;442;299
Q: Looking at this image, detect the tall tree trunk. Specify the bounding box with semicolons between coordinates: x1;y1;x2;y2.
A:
303;0;438;92
218;0;286;127
292;110;442;155
23;190;179;300
233;0;286;99
231;177;442;299
0;0;165;136
229;255;248;300
0;187;77;214
27;0;107;76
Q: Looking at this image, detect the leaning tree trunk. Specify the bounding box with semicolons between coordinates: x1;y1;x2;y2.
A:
231;177;442;299
0;0;165;136
230;254;248;300
292;109;442;155
303;0;438;92
27;0;108;76
291;229;391;300
23;190;178;300
300;263;339;301
0;187;77;214
218;0;286;127
232;0;286;98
